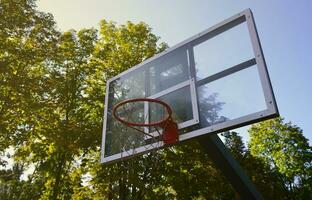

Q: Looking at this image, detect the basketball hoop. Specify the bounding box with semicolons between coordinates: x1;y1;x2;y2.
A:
112;98;179;145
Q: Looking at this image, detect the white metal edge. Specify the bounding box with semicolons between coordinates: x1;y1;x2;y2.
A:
179;109;275;141
245;9;278;113
144;118;199;139
179;118;199;129
148;80;190;99
101;140;164;163
143;81;199;138
144;102;149;133
190;78;200;123
100;81;111;163
102;108;275;163
186;48;192;79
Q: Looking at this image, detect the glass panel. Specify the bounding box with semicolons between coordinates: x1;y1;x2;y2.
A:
108;69;146;107
149;48;189;95
149;102;167;125
193;22;254;80
150;86;193;126
105;118;146;156
197;65;266;127
113;101;145;125
105;70;146;156
105;101;147;156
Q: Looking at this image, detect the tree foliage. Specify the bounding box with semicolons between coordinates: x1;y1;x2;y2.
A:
249;117;312;199
0;0;311;199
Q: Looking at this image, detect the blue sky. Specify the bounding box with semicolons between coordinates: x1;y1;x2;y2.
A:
37;0;312;144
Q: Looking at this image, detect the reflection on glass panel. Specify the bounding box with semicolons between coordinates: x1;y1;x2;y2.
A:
149;102;167;125
197;66;266;127
114;101;145;125
108;69;145;108
105;69;146;156
105;116;146;156
193;22;254;80
149;48;189;95
150;86;193;127
105;101;147;156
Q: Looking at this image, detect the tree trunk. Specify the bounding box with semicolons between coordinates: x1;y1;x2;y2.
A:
51;152;66;200
119;178;126;200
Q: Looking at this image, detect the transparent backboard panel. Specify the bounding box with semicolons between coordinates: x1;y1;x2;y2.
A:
149;48;190;95
157;86;193;124
149;86;193;133
197;65;267;127
105;70;146;157
103;47;198;158
105;117;146;157
105;100;146;157
101;9;278;163
108;69;146;104
193;22;254;80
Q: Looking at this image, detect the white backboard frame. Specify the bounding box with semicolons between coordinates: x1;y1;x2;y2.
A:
101;9;279;164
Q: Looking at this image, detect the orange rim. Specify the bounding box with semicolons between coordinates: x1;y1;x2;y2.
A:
112;98;172;127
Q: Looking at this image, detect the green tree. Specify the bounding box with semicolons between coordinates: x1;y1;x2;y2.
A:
222;131;245;160
0;1;101;197
0;163;43;199
223;131;287;199
248;117;312;199
160;141;238;200
0;0;59;150
88;20;167;199
2;1;310;199
36;29;99;199
1;1;168;198
0;1;60;198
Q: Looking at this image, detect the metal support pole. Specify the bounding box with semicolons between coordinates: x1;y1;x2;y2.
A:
199;134;263;200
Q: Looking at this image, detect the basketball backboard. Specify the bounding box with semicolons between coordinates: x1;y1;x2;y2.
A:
101;9;278;164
